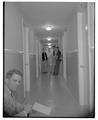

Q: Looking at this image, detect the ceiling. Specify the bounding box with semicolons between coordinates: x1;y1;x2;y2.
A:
16;2;81;38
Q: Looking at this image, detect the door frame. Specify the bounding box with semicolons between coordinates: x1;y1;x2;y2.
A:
22;18;30;97
62;32;67;80
87;2;95;112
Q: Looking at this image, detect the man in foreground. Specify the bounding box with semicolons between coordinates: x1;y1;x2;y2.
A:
4;69;33;117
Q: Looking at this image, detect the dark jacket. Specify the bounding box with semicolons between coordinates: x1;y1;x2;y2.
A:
56;50;62;61
42;52;48;61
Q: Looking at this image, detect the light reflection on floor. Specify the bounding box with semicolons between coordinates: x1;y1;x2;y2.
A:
29;73;85;117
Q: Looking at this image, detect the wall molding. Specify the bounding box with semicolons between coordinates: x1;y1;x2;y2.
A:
66;47;94;55
67;49;78;54
4;49;36;55
4;49;24;54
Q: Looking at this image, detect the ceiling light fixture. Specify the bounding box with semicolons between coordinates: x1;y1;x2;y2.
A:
48;43;52;46
46;26;52;31
47;37;52;41
42;25;55;31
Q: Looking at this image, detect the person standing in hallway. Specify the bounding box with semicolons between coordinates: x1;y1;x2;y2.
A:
41;48;48;73
47;47;53;77
51;46;56;75
4;69;33;117
54;47;62;76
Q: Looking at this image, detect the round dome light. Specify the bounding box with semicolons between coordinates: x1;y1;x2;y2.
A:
42;24;55;31
47;37;52;41
46;26;52;31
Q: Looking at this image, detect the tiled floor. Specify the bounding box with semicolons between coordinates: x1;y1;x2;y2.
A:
28;73;86;117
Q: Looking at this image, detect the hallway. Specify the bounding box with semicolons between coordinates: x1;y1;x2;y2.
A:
4;2;94;118
28;73;83;117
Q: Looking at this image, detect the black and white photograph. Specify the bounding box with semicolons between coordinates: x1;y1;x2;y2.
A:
3;1;95;118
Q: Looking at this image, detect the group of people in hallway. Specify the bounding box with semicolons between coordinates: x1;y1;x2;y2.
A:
41;46;62;76
4;69;36;117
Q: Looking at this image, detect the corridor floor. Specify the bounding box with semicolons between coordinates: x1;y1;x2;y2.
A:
28;73;85;117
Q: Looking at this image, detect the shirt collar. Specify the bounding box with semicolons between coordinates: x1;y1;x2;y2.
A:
5;84;11;95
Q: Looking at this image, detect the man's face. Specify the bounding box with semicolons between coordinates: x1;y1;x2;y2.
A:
8;73;22;91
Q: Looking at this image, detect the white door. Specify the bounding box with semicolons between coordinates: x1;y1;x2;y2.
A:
77;11;89;106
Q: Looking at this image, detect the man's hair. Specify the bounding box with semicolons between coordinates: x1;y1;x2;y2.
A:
6;69;22;79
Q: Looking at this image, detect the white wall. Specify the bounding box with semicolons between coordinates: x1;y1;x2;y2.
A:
5;2;23;51
67;12;78;52
29;28;36;55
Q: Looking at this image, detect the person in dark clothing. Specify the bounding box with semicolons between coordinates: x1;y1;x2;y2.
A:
54;47;62;75
56;47;62;60
51;46;56;75
53;46;56;56
42;48;48;61
41;48;48;73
